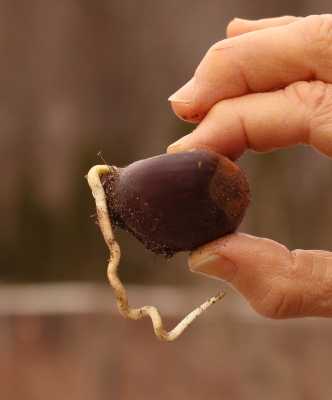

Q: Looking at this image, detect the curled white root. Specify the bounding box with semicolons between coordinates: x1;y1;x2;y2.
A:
87;164;226;342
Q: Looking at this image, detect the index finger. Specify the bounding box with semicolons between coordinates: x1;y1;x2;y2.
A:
169;15;332;122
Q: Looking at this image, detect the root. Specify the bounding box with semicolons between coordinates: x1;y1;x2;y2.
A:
87;165;226;342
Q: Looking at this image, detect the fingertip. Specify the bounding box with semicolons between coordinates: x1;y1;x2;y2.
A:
168;78;203;122
188;233;241;273
166;133;192;153
227;15;302;38
189;233;291;283
226;18;253;38
169;100;205;123
189;253;239;283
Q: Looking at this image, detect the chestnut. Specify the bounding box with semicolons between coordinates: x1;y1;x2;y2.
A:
86;149;250;342
101;149;250;258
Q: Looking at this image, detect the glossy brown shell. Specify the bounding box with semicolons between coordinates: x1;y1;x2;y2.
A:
101;149;250;258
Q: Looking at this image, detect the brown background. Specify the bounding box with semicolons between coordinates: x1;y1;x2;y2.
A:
1;0;332;398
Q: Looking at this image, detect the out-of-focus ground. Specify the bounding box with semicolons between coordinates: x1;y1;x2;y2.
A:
2;283;332;400
1;0;332;398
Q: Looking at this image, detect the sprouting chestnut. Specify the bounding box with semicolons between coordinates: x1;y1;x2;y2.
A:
101;149;250;259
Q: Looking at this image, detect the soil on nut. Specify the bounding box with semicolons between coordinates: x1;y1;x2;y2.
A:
100;151;250;260
101;170;180;259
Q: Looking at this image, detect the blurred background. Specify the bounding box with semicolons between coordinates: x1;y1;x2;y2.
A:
1;0;332;399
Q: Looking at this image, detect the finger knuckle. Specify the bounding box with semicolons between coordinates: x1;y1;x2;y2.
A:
254;250;332;319
253;284;297;319
267;292;293;320
301;15;332;44
285;81;332;145
313;14;332;40
284;81;311;106
309;82;332;116
293;250;332;303
307;83;332;145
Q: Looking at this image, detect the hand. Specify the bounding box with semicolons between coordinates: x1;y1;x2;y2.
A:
167;15;332;319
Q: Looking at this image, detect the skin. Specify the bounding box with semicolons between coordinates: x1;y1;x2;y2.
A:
167;15;332;319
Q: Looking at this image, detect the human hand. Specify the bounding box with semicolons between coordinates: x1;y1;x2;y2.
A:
167;15;332;319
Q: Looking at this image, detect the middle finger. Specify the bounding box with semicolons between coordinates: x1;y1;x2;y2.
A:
170;15;332;122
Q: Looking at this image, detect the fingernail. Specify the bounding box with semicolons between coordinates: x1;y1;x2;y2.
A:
168;78;195;103
189;254;238;282
167;134;191;153
233;18;252;23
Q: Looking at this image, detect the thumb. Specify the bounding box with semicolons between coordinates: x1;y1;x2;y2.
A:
189;233;332;319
